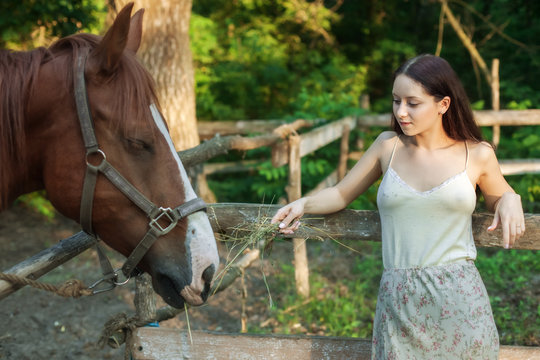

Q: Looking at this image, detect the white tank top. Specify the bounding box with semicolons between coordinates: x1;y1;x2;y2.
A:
376;136;477;269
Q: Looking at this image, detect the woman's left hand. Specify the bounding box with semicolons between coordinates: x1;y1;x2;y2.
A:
487;192;525;249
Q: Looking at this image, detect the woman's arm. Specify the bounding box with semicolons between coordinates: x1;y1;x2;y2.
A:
475;142;525;248
271;131;395;234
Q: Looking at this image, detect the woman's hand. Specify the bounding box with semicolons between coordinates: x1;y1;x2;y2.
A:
487;192;525;249
271;198;307;234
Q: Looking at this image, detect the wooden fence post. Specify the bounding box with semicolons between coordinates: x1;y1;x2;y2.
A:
338;125;350;181
286;135;310;298
134;274;156;321
491;58;500;147
126;273;157;358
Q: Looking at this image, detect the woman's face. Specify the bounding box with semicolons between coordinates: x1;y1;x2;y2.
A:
392;74;449;137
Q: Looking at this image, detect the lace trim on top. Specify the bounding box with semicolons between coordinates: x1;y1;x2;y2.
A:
385;136;471;197
387;167;468;197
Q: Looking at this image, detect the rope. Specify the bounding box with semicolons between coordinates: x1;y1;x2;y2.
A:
0;272;93;298
98;312;154;360
98;313;138;346
273;123;299;138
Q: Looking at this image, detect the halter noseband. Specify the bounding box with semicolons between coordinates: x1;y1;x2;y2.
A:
73;51;206;292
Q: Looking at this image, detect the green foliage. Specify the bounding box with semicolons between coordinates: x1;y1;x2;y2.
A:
207;130;347;204
0;0;107;49
476;248;540;345
191;0;540;117
258;243;539;345
260;242;382;338
15;191;56;220
191;1;368;121
471;100;485;110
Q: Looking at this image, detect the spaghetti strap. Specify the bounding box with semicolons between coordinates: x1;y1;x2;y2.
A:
388;135;400;168
464;141;469;170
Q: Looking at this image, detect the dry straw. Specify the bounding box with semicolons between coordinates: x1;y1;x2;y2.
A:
211;208;362;307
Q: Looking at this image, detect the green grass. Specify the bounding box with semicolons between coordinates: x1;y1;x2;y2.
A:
252;241;539;346
476;248;540;345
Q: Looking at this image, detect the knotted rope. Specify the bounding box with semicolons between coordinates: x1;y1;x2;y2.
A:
273;122;300;138
98;312;146;346
0;272;93;298
98;312;157;360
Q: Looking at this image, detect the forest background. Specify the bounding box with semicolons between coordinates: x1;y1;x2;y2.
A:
1;0;538;346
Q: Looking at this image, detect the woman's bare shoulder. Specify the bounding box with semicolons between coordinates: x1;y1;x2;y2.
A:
372;131;399;170
377;130;399;141
374;131;399;148
468;140;497;162
468;141;500;177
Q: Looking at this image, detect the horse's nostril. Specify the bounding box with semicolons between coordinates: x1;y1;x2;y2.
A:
202;264;215;283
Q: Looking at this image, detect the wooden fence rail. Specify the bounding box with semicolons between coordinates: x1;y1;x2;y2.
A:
129;328;540;360
197;109;540;138
207;203;540;250
1;204;538;358
0;231;95;300
2;203;538;300
130;203;539;359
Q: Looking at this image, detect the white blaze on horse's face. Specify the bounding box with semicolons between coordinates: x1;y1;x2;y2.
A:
150;104;219;305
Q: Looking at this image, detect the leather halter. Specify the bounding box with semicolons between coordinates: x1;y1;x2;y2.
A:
73;51;206;292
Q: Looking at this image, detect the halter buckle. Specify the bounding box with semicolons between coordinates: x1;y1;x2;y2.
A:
149;207;178;235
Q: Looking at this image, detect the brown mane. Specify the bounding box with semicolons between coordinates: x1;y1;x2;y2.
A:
0;47;48;207
0;33;160;208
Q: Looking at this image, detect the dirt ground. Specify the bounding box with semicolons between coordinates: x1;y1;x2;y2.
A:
0;203;289;360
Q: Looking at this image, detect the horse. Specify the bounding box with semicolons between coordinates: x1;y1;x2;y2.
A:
0;3;219;309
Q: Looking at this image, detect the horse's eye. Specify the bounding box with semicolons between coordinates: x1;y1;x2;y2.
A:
126;138;153;153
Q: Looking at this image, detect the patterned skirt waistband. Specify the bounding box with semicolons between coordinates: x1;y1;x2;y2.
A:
383;259;474;273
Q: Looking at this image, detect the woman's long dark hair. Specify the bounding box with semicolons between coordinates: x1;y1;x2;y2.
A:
391;54;484;143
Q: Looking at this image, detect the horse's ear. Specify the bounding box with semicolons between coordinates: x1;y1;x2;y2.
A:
90;3;135;74
126;9;144;53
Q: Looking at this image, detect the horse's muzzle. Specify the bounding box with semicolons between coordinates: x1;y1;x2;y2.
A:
180;264;215;306
152;262;216;308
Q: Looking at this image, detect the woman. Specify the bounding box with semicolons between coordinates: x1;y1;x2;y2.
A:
271;54;525;359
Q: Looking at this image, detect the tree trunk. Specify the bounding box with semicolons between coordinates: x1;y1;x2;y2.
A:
111;0;199;151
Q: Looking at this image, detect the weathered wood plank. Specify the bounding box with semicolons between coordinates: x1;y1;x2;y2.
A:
299;117;357;157
202;160;262;175
198;109;540;140
499;159;540;175
0;231;95;300
207;203;540;250
201;157;539;177
500;346;540;360
2;204;537;300
272;117;357;167
198;119;287;138
129;328;540;360
356;110;540;127
129;328;372;360
474;109;540;126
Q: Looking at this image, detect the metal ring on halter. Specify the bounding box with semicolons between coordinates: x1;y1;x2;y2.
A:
113;269;131;286
87;268;131;295
85;149;107;170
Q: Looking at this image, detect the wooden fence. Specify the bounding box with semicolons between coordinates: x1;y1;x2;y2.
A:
129;328;539;360
198;109;540;297
127;203;539;359
1;109;539;358
2;204;539;358
199;109;540;176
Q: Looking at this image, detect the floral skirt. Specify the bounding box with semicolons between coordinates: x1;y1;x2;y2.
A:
371;261;499;360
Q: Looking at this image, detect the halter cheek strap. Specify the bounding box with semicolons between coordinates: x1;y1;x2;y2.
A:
73;51;206;292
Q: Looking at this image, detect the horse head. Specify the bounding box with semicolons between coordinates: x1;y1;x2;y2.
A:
22;4;219;308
